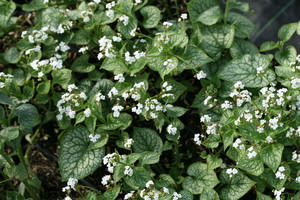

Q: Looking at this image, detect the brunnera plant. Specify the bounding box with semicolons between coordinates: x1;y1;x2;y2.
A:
0;0;300;199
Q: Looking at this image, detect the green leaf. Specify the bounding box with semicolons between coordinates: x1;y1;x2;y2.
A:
22;0;47;11
140;6;161;28
0;92;12;105
37;80;51;94
237;153;264;176
15;104;41;129
200;24;235;59
230;39;258;58
117;16;137;39
156;174;176;188
3;47;22;64
133;127;163;153
219;170;255;200
58;125;105;180
113;164;125;182
188;0;221;25
101;57;128;75
71;30;91;45
260;41;279;52
200;188;219;200
140;152;161;165
261;143;284;172
52;69;72;89
124;167;151;189
227;12;255;38
256;192;272;200
98;113;132;130
179;190;193;200
166;106;188;117
228;1;249;12
0;126;19;141
278;22;298;41
275;46;297;66
0;1;16;28
99;185;120;200
260;165;290;189
207;155;222;170
218;54;275;88
197;6;222;26
275;65;294;78
147;54;178;79
182;162;219;195
162;79;187;104
71;55;95;73
182;45;213;69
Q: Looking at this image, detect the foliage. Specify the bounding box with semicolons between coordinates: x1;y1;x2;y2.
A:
0;0;300;200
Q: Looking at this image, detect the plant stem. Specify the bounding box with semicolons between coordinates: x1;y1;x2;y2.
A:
24;128;40;168
224;0;230;24
0;152;14;166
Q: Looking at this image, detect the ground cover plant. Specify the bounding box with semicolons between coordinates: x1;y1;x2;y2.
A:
0;0;300;199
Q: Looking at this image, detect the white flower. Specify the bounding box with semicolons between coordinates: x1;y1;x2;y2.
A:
200;115;211;123
112;105;124;117
119;15;129;26
172;192;182;200
113;36;122;42
145;180;154;188
124;166;133;176
106;1;116;9
64;197;72;200
84;108;91;117
163;59;175;68
273;187;285;200
108;87;118;98
79;46;88;53
234;81;244;89
167;124;177;135
56;41;70;52
266;136;273;143
67;178;78;190
221;100;233;109
95;92;106;101
38;72;44;77
193;133;202;146
256;66;264;74
278;166;285;172
93;0;101;3
291;77;300;89
247;147;257;159
275;171;285;180
114;74;125;82
181;13;188;19
124;138;134;148
163;187;169;194
67;84;78;92
295;177;300;183
226;168;238;178
206;124;217;135
134;0;142;5
124;191;134;199
163;21;173;28
89;134;101;143
196;71;207;80
125;51;136;64
130;28;136;37
233;138;242;148
269;117;279;130
204;96;212;106
101;175;111;186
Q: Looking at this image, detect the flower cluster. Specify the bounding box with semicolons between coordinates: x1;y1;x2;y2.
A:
0;72;13;89
56;84;88;120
